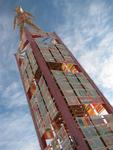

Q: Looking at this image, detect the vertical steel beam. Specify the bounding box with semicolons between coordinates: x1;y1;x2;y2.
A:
24;28;90;150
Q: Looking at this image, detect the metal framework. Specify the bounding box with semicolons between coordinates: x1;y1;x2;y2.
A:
15;26;113;150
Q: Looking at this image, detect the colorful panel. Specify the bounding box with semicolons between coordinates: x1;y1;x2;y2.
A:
96;124;112;136
49;45;64;62
87;137;105;150
81;126;98;138
55;44;74;63
76;116;92;127
102;134;113;147
52;70;80;105
38;44;55;62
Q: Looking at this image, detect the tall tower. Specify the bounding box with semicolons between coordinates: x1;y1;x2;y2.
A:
15;7;113;150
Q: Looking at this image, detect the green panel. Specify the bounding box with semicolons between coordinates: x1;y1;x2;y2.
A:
26;64;34;83
63;56;74;62
20;54;28;75
82;82;94;90
23;71;30;92
91;116;105;125
38;100;47;118
27;50;36;66
36;90;42;102
48;103;58;120
51;137;60;149
76;117;92;127
54;43;74;62
42;90;53;106
87;89;99;98
96;124;112;136
75;89;88;97
52;70;80;105
57;126;68;142
56;44;69;56
65;73;83;90
32;63;38;74
80;98;92;104
49;46;64;62
61;137;73;150
57;126;73;149
43;113;51;129
81;126;98;138
72;84;83;90
87;137;105;150
102;134;113;147
39;45;55;62
76;73;88;83
38;76;58;119
36;88;47;119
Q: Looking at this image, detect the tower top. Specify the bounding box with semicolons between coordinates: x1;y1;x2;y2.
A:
13;6;41;41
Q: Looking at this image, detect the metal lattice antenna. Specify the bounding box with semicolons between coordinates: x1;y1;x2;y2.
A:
14;6;41;41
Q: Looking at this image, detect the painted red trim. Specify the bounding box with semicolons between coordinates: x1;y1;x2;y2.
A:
32;34;48;38
32;35;43;38
24;28;89;150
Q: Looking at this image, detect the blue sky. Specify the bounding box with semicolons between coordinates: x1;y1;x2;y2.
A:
0;0;113;150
